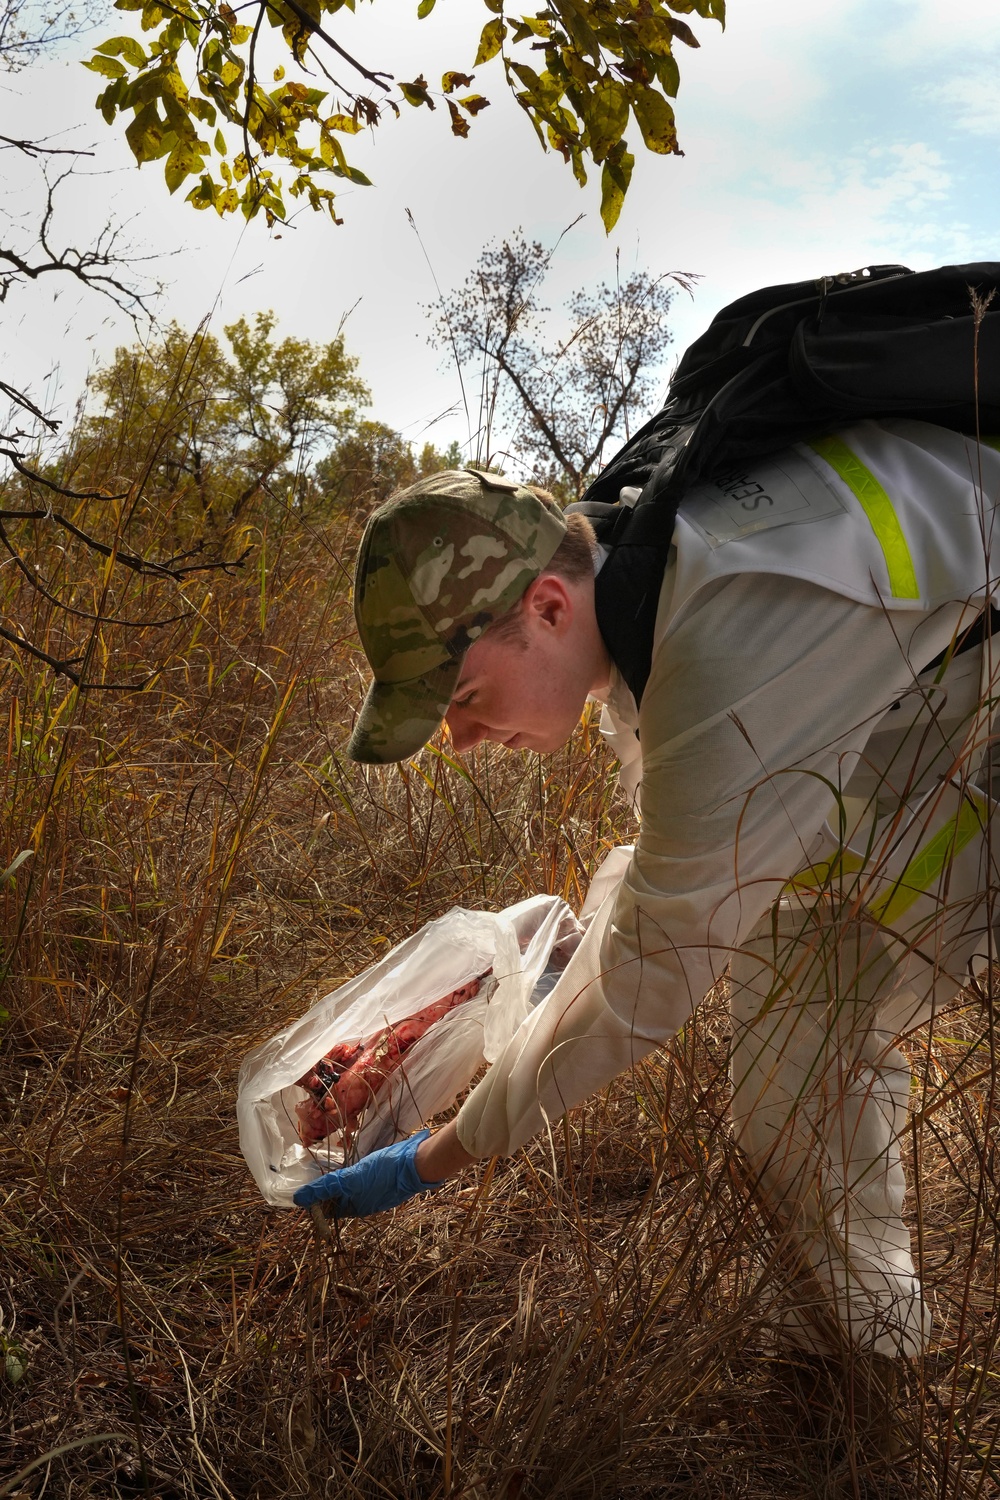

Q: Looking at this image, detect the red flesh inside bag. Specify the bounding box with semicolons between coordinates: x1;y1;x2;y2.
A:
294;972;490;1151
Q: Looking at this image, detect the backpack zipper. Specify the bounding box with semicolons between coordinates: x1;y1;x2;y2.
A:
741;265;911;349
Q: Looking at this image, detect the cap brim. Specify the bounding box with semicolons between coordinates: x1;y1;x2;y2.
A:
346;658;462;764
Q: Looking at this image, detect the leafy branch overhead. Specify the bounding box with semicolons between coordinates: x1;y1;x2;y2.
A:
86;0;724;234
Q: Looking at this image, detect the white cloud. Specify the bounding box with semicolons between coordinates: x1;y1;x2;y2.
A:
876;0;1000;142
615;133;972;366
931;73;1000;137
877;0;1000;66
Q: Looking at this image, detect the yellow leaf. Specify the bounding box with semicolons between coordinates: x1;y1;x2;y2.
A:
124;99;166;162
631;87;677;154
635;15;674;56
584;76;628;161
83;54;127;78
600;139;633;232
442;70;473;93
474;16;505;65
399;75;434;108
319;127;347;169
158;65;190;102
164;139;204;192
95;33;147;65
324;111;362;133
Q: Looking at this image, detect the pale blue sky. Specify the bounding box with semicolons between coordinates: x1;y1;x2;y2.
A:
4;0;1000;462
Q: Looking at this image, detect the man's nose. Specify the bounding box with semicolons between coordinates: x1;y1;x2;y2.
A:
444;710;485;754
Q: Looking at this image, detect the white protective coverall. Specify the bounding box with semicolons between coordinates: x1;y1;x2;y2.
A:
454;418;1000;1359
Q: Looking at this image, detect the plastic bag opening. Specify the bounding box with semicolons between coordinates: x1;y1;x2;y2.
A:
237;888;600;1207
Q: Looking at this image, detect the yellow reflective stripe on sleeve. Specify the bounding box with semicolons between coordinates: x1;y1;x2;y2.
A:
786;848;867;896
810;435;920;601
867;794;986;928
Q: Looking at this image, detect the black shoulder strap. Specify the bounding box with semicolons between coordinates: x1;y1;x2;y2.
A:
593;542;671;711
580;494;673;709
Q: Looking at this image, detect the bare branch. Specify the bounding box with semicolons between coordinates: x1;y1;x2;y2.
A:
0;380;59;437
0;0;105;72
0;448;128;500
0;170;160;318
260;0;391;90
242;0;265;199
0;519;191;628
0;134;93;158
0;617;162;689
0;501;251;578
303;40;353;97
0;166;168;464
0;617;84;676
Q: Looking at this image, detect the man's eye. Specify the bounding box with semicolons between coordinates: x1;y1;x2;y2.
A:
454;691;476;709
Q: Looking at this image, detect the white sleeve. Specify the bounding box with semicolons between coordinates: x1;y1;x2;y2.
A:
455;570;966;1159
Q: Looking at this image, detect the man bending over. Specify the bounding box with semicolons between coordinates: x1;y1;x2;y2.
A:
296;431;1000;1439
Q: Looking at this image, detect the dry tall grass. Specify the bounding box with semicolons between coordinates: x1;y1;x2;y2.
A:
2;444;1000;1500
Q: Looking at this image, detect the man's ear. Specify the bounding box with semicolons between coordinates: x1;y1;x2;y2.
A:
521;573;573;633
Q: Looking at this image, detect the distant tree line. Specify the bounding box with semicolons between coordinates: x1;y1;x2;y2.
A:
56;312;463;531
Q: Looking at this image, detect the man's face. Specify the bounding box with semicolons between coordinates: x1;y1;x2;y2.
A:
443;574;605;755
444;632;581;754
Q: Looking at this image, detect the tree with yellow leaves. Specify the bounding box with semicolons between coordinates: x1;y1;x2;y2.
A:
86;0;724;235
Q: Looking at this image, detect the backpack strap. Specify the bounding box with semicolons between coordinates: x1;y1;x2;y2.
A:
565;490;675;708
591;536;672;711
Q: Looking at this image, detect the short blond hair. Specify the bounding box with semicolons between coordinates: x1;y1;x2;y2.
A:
485;510;598;644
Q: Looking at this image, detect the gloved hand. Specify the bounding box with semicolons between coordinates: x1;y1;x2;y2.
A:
292;1130;444;1218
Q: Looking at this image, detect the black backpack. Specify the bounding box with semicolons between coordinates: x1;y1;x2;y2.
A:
570;261;1000;708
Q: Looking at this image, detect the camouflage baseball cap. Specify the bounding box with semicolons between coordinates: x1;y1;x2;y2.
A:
348;468;567;763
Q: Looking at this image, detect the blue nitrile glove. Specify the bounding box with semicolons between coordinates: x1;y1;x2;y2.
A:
292;1130;444;1218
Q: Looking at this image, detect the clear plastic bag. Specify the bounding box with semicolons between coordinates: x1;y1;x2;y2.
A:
237;892;588;1207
